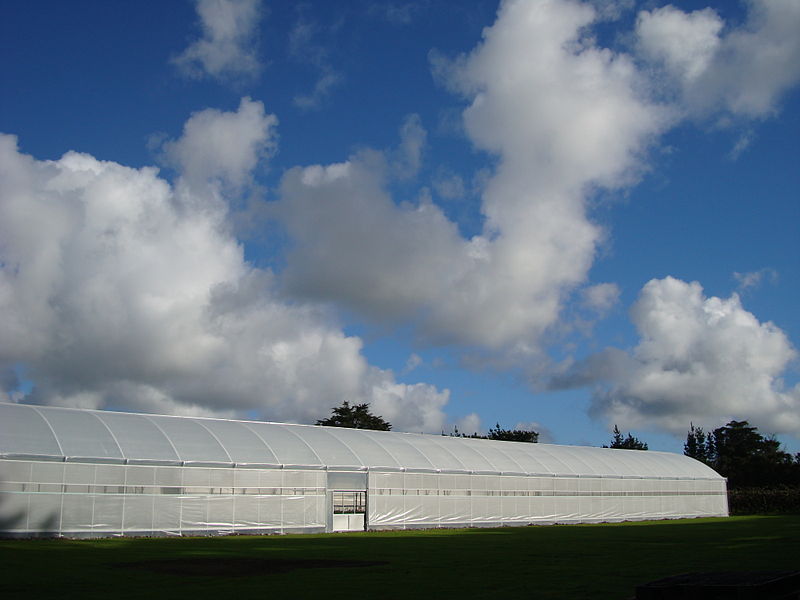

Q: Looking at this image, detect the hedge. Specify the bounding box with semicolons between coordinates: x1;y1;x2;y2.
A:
727;486;800;515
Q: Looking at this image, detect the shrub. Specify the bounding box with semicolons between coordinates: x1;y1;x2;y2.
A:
727;486;800;515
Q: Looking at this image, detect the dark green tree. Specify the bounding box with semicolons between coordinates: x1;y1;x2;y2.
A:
684;423;712;464
316;401;391;430
444;426;485;439
444;423;539;443
701;420;798;488
487;423;539;443
604;425;648;450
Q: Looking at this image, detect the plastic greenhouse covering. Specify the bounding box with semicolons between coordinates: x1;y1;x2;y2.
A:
0;403;728;537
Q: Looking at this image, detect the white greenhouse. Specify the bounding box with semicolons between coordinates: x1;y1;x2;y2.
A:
0;403;728;538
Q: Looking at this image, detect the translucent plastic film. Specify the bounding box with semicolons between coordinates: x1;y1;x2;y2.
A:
366;472;727;529
0;404;725;481
0;459;326;537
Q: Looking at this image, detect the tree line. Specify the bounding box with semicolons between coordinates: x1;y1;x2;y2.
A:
314;401;640;446
315;401;540;442
683;420;800;489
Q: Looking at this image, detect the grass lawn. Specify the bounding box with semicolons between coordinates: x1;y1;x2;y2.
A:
1;516;798;599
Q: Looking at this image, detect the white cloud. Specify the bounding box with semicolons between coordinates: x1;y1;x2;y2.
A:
454;412;482;436
636;0;800;118
368;373;450;433
0;125;450;433
392;114;427;179
581;282;620;314
293;70;342;110
432;168;466;200
162;97;278;191
587;0;634;22
173;0;262;83
289;16;343;110
636;6;723;86
734;267;778;292
404;353;423;374
586;277;800;435
277;0;667;354
728;129;754;159
277;155;475;335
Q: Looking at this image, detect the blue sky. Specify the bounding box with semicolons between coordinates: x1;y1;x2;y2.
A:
1;0;798;453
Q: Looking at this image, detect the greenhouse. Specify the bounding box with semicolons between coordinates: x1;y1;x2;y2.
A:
0;403;728;538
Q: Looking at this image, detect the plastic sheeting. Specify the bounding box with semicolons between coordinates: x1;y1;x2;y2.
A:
366;471;727;528
0;459;327;537
1;404;723;478
0;403;728;537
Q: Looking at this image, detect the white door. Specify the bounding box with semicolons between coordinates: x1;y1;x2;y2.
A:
331;490;366;532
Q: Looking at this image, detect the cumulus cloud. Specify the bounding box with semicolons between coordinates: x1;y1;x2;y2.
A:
0;113;450;432
277;155;474;333
636;0;800;118
454;412;482;436
162;97;278;191
173;0;262;83
636;6;723;87
581;277;800;435
277;0;666;353
266;0;800;441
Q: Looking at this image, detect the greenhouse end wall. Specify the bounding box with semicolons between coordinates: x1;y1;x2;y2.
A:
0;458;727;538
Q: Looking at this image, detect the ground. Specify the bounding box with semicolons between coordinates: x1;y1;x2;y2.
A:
1;516;798;599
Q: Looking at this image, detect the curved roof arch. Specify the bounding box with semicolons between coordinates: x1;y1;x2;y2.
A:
0;403;723;480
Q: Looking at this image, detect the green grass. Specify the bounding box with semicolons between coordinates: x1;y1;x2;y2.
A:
1;517;799;599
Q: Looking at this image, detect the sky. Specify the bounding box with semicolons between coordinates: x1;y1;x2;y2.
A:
1;0;798;454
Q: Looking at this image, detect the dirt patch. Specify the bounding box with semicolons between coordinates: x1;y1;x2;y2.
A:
116;557;389;578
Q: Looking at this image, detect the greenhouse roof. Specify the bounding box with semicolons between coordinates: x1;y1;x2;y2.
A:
0;403;722;479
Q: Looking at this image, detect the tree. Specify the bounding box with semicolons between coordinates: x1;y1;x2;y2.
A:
316;401;391;430
445;423;539;443
444;426;485;439
604;425;648;450
688;420;799;489
684;423;712;464
487;423;539;443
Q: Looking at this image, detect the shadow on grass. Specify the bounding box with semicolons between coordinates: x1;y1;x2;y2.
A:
114;557;389;577
1;516;799;600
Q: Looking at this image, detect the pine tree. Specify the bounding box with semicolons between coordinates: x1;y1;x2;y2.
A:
604;425;648;450
684;423;711;464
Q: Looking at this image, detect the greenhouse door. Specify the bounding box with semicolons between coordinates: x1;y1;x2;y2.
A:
332;490;366;532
